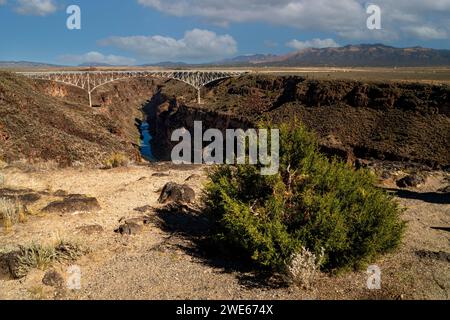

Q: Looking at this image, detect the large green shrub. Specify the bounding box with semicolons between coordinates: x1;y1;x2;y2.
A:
203;123;405;272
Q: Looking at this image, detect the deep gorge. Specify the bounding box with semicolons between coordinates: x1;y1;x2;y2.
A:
0;72;448;169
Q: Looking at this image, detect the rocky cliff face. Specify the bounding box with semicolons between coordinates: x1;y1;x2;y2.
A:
146;75;450;168
1;72;448;168
0;73;161;166
144;93;251;161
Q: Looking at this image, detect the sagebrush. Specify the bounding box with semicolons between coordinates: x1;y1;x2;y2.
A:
103;153;129;169
0;197;26;231
286;247;325;288
204;122;405;273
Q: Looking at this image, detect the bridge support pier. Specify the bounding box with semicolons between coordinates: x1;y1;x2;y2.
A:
88;91;92;108
87;73;93;107
197;88;201;104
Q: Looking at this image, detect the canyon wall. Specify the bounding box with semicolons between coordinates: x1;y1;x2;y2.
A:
1;72;448;168
147;75;450;168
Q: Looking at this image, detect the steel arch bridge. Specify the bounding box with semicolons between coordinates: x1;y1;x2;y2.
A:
17;70;248;106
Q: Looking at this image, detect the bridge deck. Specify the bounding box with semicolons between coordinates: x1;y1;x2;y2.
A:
17;70;249;106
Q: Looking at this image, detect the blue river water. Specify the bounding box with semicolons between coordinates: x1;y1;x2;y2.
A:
140;121;156;161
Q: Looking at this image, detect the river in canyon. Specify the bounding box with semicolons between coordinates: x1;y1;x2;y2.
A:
140;121;156;161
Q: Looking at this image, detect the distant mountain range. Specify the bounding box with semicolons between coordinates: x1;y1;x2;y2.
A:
0;61;62;69
214;54;279;65
140;61;189;68
1;44;450;69
260;44;450;67
78;62;115;67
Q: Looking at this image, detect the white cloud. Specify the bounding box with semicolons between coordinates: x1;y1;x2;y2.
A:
287;38;340;50
59;52;136;66
137;0;450;41
402;26;447;40
99;29;238;62
15;0;57;16
138;0;364;31
0;0;7;5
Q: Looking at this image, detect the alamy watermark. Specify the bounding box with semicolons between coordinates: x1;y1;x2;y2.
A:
171;121;279;176
367;265;382;290
67;265;81;290
66;5;81;30
367;4;382;30
66;4;381;31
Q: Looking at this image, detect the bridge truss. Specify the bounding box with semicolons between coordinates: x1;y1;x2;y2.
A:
17;70;247;106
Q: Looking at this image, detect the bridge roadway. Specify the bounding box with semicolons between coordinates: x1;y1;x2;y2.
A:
17;70;249;106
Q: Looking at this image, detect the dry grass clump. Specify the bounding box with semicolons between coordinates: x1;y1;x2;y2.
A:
15;244;56;277
8;159;59;173
0;197;26;231
54;241;85;262
6;241;85;279
103;153;129;169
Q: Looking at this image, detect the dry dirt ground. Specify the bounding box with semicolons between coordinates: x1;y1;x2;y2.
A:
0;162;448;300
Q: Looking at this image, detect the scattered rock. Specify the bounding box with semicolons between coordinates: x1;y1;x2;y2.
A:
158;182;195;204
42;269;64;287
0;188;41;205
3;251;23;279
18;193;42;204
134;205;153;213
0;187;32;195
42;194;101;214
119;215;154;226
354;159;370;170
53;190;68;197
65;194;88;199
114;222;142;236
396;174;426;188
380;170;393;180
76;224;104;235
0;253;10;278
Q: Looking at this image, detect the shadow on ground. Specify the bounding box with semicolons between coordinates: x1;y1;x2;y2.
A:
386;189;450;205
153;203;288;290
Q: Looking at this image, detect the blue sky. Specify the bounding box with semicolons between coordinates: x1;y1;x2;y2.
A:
0;0;449;65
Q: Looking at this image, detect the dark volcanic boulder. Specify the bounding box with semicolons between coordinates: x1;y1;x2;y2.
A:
42;194;101;214
114;222;142;235
42;269;64;287
396;174;426;188
3;250;23;279
0;188;41;205
134;205;153;213
53;190;68;197
158;182;195;204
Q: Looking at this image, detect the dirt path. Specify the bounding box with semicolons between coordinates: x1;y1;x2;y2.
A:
0;163;448;300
